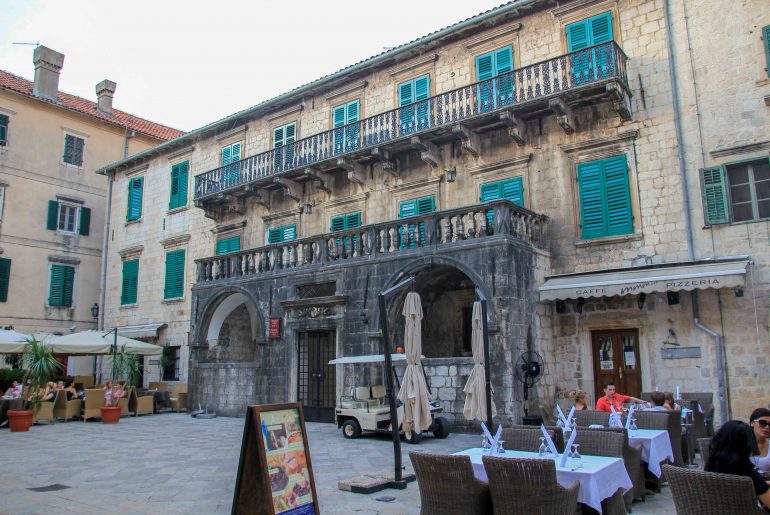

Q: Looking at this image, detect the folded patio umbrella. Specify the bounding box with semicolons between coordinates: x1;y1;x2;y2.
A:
46;330;162;355
463;301;497;421
0;329;30;354
396;291;432;435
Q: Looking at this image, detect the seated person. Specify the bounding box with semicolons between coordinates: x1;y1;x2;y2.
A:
663;392;680;411
62;378;79;400
3;380;22;398
103;380;114;406
41;381;56;402
646;391;668;411
705;420;770;508
595;382;644;412
750;408;770;473
568;389;589;410
113;381;126;403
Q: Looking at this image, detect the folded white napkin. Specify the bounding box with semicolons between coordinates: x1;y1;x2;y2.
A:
540;424;559;457
560;428;578;467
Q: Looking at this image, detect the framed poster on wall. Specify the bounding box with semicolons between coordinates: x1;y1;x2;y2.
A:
232;403;319;515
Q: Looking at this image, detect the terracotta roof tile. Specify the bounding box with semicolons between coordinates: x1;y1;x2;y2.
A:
0;69;184;141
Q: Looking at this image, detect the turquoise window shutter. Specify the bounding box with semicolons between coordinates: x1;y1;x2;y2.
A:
578;160;607;239
476;46;514;112
568;12;613;83
0;257;10;302
481;177;523;229
399;196;434;247
480;183;502;202
221;145;232;166
274;123;295;171
495;46;514;73
127;177;143;221
589;12;613;44
164;250;185;299
121;259;138;305
416;196;435;214
0;114;8;145
333;105;346;128
567;19;590;51
49;265;73;306
763;25;770;78
603;155;633;236
346;212;361;228
62;266;74;307
79;207;91;236
216;236;241;255
578;155;632;239
495;46;514;106
170;161;189;209
174;250;185;298
333;101;360;154
476;52;495;80
232;143;242;162
399;199;417;217
330;215;345;232
346;100;360;152
501;178;524;205
47;200;59;230
283;225;296;242
268;228;282;244
700;166;730;225
273;127;284;148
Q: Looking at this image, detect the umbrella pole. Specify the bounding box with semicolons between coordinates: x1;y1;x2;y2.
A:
378;292;405;487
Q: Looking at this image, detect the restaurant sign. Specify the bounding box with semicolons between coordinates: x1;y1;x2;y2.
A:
269;317;282;339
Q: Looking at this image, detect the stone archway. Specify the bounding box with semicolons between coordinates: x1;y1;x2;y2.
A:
196;291;262;364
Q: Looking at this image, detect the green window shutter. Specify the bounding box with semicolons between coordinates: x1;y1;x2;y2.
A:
602;155;633;236
231;143;242;162
333;105;346;128
480;183;502;202
79;207;91;236
495;46;514;74
62;266;74;307
49;265;64;306
127;177;143;221
0;257;10;302
268;228;283;244
47;200;59;230
567;19;590;51
416;196;435;214
169;161;189;209
700;166;730;225
763;25;770;78
476;52;495;81
346;212;361;228
578;160;607;239
121;259;138;305
273;127;284;148
501;178;524;205
399;199;417;217
347;100;359;123
330;215;345;232
414;75;430;101
589;12;613;44
0;114;8;145
221;145;232;166
216;236;241;255
283;225;296;242
164;250;185;299
398;80;413;107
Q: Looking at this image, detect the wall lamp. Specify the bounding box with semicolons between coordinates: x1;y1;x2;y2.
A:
299;203;312;214
734;286;744;297
575;298;585;314
91;303;99;319
637;293;647;310
445;167;457;183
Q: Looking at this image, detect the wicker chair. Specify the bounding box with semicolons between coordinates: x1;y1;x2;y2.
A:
169;383;188;413
482;455;579;515
575;409;610;427
148;381;169;392
130;387;154;416
33;400;55;424
582;427;646;508
52;389;82;421
409;451;492;515
635;410;685;466
82;388;104;421
663;464;764;514
501;427;555;452
697;438;711;469
506;425;565;452
681;392;715;436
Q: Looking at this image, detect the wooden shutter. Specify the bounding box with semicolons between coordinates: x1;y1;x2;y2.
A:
414;75;430;101
273;127;284;148
79;207;91;236
221;145;232;166
63;266;74;307
416;196;435;214
49;264;73;306
501;177;524;205
700;166;730;225
480;183;502;201
398;80;413;106
127;177;143;221
330;215;345;232
603;155;633;236
495;46;514;74
347;101;359;123
164;250;185;299
121;259;138;305
268;228;283;244
567;19;590;51
476;52;495;81
283;225;296;242
47;200;59;230
0;257;10;302
63;135;74;164
232;142;242;162
216;236;240;255
333;105;346;128
763;25;770;78
399;199;417;217
578;160;608;239
346;212;361;228
589;12;613;44
0;114;8;145
170;161;189;209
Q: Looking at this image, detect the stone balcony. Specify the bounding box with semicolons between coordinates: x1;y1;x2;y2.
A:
194;199;547;285
194;42;630;213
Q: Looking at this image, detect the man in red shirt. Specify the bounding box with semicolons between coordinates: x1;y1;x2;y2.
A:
595;382;644;412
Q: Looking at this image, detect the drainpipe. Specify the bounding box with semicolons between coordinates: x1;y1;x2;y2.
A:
663;0;729;423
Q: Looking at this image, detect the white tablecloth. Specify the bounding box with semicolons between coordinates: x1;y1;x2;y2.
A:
455;448;632;513
629;429;674;477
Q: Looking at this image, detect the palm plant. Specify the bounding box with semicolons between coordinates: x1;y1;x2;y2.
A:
110;344;140;386
21;337;62;413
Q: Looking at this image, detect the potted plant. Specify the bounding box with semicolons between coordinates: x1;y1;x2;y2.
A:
7;337;62;432
100;344;140;423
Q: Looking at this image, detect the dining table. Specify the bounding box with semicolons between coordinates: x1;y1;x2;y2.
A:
454;447;633;513
628;428;674;477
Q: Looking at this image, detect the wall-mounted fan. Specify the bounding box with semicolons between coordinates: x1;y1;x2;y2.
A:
514;350;545;401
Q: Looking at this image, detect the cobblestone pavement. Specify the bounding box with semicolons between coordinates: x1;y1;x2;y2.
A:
0;414;675;514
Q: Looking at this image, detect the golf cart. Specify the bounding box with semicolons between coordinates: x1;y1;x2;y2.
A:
329;354;450;444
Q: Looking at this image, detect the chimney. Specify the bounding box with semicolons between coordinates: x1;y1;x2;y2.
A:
32;46;65;101
96;80;117;114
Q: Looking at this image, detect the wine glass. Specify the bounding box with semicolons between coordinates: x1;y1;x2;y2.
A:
482;435;491;452
538;437;547;456
571;444;582;469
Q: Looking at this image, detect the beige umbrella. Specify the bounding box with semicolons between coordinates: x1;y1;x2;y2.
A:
396;291;432;435
463;301;497;421
0;329;30;354
46;330;162;355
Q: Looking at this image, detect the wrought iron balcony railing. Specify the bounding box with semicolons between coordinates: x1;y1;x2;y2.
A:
195;199;547;284
194;41;628;201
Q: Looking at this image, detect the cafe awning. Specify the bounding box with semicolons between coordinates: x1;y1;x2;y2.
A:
117;323;167;340
539;257;750;301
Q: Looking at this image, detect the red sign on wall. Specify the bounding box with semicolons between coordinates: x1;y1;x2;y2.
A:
269;317;282;339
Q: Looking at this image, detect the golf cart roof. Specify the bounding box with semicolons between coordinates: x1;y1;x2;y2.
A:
328;353;424;365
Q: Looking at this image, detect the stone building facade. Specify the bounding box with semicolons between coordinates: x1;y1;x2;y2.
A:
0;46;181;376
99;0;768;425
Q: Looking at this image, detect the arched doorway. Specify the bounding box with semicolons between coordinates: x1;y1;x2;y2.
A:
204;292;260;363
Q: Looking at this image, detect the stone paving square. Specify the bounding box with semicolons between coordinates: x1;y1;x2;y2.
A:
0;414;675;514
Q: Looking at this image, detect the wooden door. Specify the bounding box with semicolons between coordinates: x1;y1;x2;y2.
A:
591;329;641;402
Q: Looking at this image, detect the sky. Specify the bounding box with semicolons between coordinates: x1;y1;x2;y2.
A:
0;0;508;132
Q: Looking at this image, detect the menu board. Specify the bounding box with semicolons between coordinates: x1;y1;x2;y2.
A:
232;403;319;515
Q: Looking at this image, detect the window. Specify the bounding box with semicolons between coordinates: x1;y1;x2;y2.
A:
121;259;139;305
46;200;90;235
221;142;242;186
0;257;10;302
62;134;85;166
330;212;362;232
566;12;614;84
267;225;296;244
273;123;296;172
760;25;770;77
398;74;431;135
480;177;524;230
216;236;241;255
0;114;8;145
163;249;185;300
49;264;75;307
162;346;180;381
701;158;770;224
577;155;633;240
475;46;514;111
332;100;360;155
169;161;189;210
399;196;435;247
127;177;143;221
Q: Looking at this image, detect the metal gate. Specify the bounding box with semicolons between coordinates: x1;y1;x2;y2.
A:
297;331;335;423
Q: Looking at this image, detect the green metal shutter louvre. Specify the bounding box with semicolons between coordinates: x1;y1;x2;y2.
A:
700;166;730;225
603;155;633;236
79;207;91;236
764;25;770;78
216;236;241;255
346;212;361;228
49;264;74;306
577;160;608;239
330;215;346;232
567;19;590;51
0;257;10;302
578;156;632;239
174;251;185;298
164;250;185;299
590;12;613;44
47;200;59;230
481;177;524;229
62;266;75;307
495;46;515;106
414;75;431;130
127;177;143;221
398;78;415;135
0;114;8;145
121;259;138;305
476;52;495;111
170;161;189;209
399;199;417;217
282;225;296;242
268;228;283;244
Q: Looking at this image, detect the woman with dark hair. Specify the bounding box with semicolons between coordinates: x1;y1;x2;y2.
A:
706;420;770;507
750;408;770;473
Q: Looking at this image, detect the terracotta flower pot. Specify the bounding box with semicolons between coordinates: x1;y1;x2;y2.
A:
7;409;34;432
100;406;121;424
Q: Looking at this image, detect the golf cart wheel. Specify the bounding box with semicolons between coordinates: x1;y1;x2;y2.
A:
342;419;362;439
433;417;450;439
406;431;423;444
